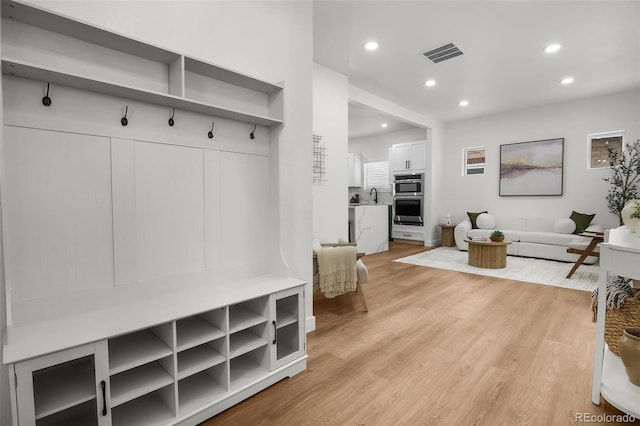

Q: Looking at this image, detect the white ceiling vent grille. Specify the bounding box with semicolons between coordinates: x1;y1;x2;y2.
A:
422;42;463;64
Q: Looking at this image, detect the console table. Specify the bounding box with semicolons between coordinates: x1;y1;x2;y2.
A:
592;226;640;417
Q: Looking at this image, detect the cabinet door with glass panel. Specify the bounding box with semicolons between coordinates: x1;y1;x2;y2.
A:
14;342;110;426
269;287;305;370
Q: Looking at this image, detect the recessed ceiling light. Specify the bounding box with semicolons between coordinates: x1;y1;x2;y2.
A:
381;123;388;128
364;41;379;51
424;79;436;87
561;77;574;85
459;100;469;106
544;43;561;53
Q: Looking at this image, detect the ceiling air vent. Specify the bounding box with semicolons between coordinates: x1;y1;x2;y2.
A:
422;42;463;64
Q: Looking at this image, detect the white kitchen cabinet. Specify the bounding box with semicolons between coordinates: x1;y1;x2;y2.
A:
592;226;640;418
391;225;425;242
390;141;426;173
349;205;389;254
348;152;365;187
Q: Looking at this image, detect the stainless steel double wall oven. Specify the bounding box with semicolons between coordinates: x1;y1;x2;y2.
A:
393;173;424;226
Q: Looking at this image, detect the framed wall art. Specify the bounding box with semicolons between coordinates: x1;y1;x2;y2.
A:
499;138;564;196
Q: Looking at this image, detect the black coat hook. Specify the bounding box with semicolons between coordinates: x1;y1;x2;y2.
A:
168;108;175;127
42;83;51;107
121;106;129;126
250;124;256;140
208;122;215;139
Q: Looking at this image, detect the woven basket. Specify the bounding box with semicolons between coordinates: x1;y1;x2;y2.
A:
605;292;640;356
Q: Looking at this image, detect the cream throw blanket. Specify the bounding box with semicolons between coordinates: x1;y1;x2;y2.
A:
316;246;357;298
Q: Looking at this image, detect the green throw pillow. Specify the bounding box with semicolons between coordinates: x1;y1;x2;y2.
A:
467;211;488;229
570;211;595;234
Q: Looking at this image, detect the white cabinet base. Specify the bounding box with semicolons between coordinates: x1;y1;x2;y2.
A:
349;205;389;255
392;224;424;242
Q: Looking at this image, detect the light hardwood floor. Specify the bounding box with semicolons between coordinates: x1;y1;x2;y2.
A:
202;243;634;425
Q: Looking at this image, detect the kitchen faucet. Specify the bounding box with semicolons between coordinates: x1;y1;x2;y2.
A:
369;187;378;203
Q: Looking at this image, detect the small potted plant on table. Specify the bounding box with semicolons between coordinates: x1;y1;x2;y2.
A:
490;230;505;242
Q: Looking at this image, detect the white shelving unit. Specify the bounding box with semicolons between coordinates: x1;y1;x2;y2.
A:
1;0;283;127
592;226;640;418
1;2;307;425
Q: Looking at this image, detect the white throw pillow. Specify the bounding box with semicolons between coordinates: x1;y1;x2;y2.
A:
553;218;576;234
476;213;496;230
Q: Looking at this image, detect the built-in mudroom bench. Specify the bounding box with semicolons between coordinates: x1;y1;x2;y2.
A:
1;1;306;425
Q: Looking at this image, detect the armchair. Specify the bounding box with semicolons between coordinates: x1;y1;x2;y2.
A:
313;241;369;312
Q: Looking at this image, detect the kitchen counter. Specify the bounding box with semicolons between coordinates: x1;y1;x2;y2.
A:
349;203;391;207
348;204;389;254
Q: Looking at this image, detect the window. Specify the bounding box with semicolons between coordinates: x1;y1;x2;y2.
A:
364;161;391;191
588;131;624;169
463;147;486;175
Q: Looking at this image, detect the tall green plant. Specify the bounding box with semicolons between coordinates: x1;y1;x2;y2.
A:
603;139;640;225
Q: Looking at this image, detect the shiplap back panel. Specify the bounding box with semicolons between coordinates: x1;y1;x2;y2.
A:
3;127;115;302
220;152;269;268
112;139;206;286
204;150;222;271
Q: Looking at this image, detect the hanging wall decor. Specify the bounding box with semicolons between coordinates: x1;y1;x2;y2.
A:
313;134;327;184
499;137;564;196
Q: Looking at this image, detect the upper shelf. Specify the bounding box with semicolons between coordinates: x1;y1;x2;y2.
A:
1;0;283;126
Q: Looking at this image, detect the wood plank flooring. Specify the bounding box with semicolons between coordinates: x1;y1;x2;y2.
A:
202;243;634;425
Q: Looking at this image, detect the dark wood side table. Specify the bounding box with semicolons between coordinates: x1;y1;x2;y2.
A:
565;231;604;278
439;224;456;247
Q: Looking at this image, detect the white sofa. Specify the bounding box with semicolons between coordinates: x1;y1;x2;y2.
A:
453;215;603;264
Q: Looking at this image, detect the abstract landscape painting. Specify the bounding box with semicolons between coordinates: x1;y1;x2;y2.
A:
499;138;564;196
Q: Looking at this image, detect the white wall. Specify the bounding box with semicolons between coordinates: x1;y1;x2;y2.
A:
312;64;349;243
440;89;640;231
0;14;9;426
349;127;427;161
0;1;313;421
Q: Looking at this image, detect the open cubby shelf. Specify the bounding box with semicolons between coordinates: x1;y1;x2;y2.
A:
109;329;173;375
177;344;226;381
109;360;174;408
111;389;175;426
178;370;227;415
229;305;268;334
176;316;225;353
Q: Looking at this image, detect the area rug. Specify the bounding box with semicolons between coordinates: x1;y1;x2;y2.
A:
394;247;599;292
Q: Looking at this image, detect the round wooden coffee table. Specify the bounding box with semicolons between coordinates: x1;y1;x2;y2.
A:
464;239;512;269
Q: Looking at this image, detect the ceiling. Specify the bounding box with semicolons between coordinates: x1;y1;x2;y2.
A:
348;102;419;139
314;1;640;137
